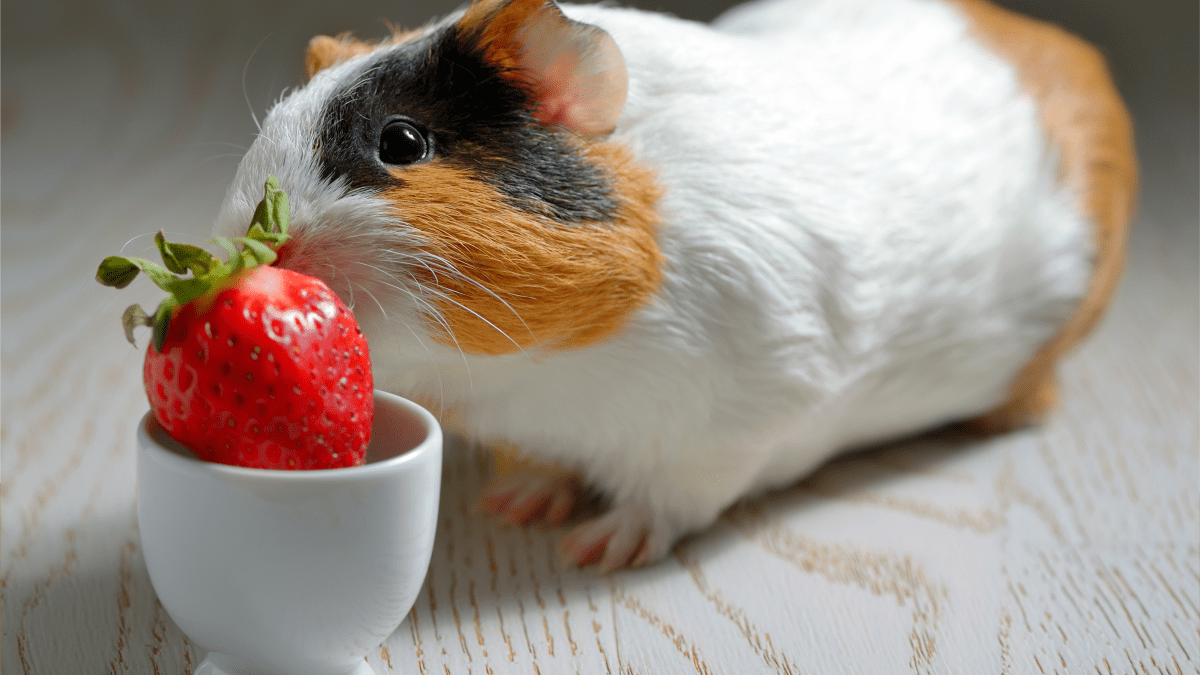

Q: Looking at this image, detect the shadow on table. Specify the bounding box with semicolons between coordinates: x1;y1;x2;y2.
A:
432;422;1007;617
683;423;1007;564
3;506;203;674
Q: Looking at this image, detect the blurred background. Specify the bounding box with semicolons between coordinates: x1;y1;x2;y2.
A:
2;1;1196;673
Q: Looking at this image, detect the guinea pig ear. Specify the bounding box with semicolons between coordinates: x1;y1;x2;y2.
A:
459;0;628;137
305;34;376;81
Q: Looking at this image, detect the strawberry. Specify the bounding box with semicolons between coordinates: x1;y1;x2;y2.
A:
98;177;373;470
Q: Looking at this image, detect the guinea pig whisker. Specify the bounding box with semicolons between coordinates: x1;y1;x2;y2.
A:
198;153;254;166
348;262;474;377
373;244;535;338
357;280;439;377
323;263;354;309
349;260;426;296
434;267;540;351
415;284;531;361
357;281;390;326
181;141;250;151
242;33;274;134
354;280;447;405
406;294;454;408
410;288;474;394
252;132;283;151
386;253;446;286
120;231;213;255
119;232;158;255
367;248;540;353
358;280;459;396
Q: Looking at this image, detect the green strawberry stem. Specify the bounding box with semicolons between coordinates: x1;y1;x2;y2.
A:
96;176;291;352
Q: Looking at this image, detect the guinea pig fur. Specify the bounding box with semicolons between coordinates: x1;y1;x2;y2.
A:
214;0;1136;571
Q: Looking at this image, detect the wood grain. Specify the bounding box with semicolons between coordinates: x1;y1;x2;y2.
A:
2;1;1196;674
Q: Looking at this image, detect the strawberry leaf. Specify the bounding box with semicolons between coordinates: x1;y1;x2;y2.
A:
247;175;290;245
250;194;275;234
211;237;245;276
152;298;176;353
162;277;213;307
97;255;180;293
269;178;290;234
155;231;218;276
98;175;293;347
120;304;155;345
97;256;144;289
211;237;239;261
238;237;278;266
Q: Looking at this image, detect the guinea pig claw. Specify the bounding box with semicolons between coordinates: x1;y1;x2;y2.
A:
480;468;581;527
559;529;612;569
560;507;663;573
629;540;653;569
504;485;558;526
545;488;576;526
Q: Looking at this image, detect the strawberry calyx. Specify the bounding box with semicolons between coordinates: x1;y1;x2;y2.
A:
96;176;292;352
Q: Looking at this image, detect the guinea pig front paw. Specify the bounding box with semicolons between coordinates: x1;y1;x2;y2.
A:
559;504;676;573
479;465;583;527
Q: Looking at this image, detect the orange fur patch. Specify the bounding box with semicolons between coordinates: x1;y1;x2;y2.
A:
949;0;1138;430
384;141;664;356
304;28;422;81
458;0;546;70
305;34;377;81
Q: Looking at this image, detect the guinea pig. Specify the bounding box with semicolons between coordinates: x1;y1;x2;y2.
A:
214;0;1136;571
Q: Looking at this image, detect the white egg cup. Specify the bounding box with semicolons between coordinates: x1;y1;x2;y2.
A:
137;390;442;675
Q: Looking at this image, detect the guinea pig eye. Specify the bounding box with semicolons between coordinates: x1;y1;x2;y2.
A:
378;121;430;166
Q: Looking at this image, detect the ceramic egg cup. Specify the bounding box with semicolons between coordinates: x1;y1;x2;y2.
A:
137;391;443;675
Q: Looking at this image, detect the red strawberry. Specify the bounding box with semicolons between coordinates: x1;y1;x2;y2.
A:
98;177;374;470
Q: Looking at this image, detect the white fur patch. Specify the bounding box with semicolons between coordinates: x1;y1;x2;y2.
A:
216;0;1093;551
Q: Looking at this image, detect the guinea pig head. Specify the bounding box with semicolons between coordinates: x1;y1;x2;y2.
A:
215;0;664;365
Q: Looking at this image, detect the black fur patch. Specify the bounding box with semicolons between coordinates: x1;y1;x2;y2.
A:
315;21;619;224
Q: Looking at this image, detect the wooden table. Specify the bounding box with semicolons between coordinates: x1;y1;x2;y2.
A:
4;1;1196;673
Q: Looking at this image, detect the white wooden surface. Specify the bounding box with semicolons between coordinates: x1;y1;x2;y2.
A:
3;1;1197;674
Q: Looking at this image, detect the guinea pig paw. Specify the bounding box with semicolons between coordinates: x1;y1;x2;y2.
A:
479;467;582;527
559;505;673;573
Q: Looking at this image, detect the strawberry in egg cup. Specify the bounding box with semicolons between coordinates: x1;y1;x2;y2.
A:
101;178;443;675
